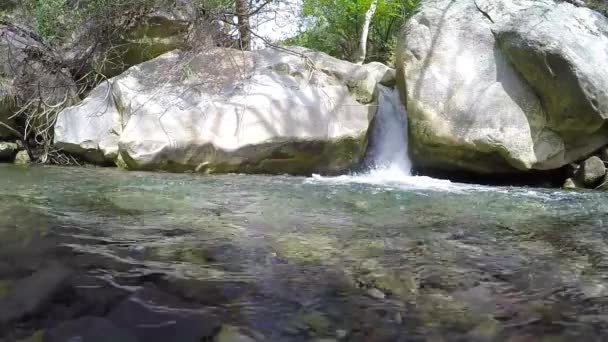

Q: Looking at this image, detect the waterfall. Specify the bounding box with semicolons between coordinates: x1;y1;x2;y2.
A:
362;85;412;178
310;85;454;190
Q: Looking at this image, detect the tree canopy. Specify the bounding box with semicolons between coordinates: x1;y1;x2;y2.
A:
283;0;419;65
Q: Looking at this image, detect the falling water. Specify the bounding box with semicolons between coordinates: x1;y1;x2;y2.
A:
363;85;412;177
311;85;455;190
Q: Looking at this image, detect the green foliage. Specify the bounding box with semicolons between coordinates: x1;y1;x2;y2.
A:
283;0;419;65
23;0;70;40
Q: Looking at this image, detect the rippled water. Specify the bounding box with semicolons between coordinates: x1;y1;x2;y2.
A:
2;165;608;341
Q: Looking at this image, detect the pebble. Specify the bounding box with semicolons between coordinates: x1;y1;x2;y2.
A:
335;329;348;339
394;312;403;324
367;288;386;300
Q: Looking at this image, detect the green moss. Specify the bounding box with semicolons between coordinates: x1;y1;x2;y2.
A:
119;133;367;176
0;280;13;299
273;233;338;264
407;107;527;174
215;325;256;342
16;331;44;342
287;310;331;334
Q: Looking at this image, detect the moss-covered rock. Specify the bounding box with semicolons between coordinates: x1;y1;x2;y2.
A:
563;178;581;190
214;325;257;342
0;280;13;300
13;150;30;165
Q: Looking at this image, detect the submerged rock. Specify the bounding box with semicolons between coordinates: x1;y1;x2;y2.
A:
45;316;138;342
214;325;257;342
107;287;220;342
0;263;72;325
574;156;606;188
366;288;386;300
397;0;608;175
55;47;394;175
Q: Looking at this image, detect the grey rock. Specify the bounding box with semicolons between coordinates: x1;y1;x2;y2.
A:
0;263;73;325
367;288;386;300
397;0;608;174
55;47;394;175
493;1;608;167
45;316;138;342
107;287;220;342
575;156;606;187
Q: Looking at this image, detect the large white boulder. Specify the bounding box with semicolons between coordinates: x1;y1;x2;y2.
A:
397;0;608;174
55;47;394;175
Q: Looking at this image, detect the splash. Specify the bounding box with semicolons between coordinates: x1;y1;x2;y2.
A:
310;85;457;191
363;85;412;176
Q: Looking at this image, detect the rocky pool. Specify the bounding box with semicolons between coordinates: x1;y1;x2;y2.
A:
2;164;608;341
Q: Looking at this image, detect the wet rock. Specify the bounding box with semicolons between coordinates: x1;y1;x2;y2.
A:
393;312;403;324
335;329;348;339
597;175;608;191
0;279;12;300
107;287;220;342
563;178;581;189
159;277;254;306
214;325;257;342
367;288;386;300
358;270;417;299
69;275;130;316
0;263;72;325
0;142;18;162
286;310;331;335
45;316;138;342
574;156;606;187
468;316;499;340
16;330;44;342
601;147;608;163
14;150;31;165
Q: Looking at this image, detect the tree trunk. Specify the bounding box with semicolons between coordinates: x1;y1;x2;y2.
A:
235;0;251;50
355;0;378;64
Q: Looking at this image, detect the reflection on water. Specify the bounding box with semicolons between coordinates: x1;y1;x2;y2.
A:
2;165;608;341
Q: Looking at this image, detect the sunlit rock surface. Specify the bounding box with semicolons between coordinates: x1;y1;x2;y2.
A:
55;47;394;175
397;0;608;174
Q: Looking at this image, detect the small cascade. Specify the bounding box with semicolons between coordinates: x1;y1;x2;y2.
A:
310;85;454;190
362;85;412;179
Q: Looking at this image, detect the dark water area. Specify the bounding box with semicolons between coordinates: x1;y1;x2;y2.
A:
2;165;608;341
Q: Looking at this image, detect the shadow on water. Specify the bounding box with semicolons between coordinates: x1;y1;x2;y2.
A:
2;165;608;341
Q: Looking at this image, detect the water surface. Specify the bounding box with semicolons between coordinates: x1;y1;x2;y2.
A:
2;165;608;341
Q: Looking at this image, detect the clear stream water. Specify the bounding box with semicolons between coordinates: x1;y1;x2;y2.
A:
3;91;608;341
2;166;608;341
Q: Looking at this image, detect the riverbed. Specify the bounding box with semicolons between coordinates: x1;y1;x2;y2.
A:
2;164;608;341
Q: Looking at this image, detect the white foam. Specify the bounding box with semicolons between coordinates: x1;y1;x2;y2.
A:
308;166;469;193
306;85;471;192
